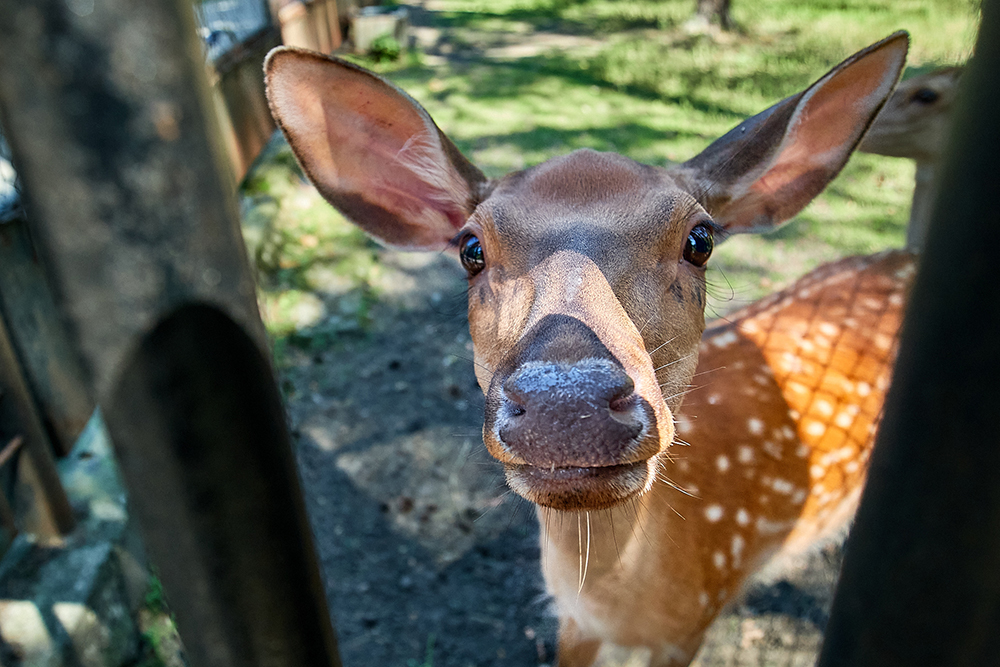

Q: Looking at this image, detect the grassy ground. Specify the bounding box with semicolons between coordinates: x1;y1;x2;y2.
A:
246;0;978;346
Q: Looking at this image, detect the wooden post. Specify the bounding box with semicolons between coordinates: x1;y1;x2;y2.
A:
818;4;1000;665
0;1;342;666
0;214;94;455
0;312;75;539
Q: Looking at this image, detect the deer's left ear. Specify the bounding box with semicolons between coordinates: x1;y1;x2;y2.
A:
683;31;909;233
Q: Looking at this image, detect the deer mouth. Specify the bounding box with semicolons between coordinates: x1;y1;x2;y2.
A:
503;459;657;511
481;316;673;511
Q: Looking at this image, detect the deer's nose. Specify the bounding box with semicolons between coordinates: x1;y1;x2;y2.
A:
498;360;644;468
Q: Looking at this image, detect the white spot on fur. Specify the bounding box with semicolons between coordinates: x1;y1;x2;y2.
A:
738;446;754;463
708;394;721;405
856;382;871;397
836;446;856;461
772;478;794;495
819;322;839;337
712;331;738;348
780;352;801;373
736;508;751;526
705;505;724;522
806;421;826;437
698;592;710;607
756;516;793;535
763;441;783;459
713;551;727;569
748;418;764;435
676;413;694;435
810;465;826;479
731;535;745;566
815;400;833;417
716;455;730;472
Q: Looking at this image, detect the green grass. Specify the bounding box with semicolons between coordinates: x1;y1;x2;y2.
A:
243;141;384;359
244;0;979;343
132;573;185;667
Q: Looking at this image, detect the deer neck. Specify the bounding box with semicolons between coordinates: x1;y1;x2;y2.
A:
906;160;938;253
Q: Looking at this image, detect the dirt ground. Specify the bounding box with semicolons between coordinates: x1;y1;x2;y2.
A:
275;5;851;666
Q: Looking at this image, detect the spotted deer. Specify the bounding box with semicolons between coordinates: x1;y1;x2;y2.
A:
265;33;908;666
638;65;960;652
858;66;962;251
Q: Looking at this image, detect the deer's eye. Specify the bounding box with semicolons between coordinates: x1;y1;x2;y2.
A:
459;234;485;276
683;224;714;267
912;87;939;104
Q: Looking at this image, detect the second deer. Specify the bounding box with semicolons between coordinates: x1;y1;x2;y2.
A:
266;33;909;666
858;66;962;250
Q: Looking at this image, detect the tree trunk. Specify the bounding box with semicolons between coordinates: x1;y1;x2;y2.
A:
695;0;732;30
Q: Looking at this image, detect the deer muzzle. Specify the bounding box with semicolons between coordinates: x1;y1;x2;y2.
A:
481;276;671;510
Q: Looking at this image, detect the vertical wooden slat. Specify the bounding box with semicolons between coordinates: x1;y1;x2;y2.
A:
817;4;1000;666
0;313;75;538
0;215;94;455
0;1;343;666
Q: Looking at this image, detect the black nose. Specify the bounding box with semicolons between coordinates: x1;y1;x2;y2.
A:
498;359;643;468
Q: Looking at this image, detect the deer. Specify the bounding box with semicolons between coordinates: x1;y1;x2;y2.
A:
264;32;909;666
640;64;961;657
858;66;962;251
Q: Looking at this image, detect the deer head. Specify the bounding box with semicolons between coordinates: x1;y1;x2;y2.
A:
264;33;907;514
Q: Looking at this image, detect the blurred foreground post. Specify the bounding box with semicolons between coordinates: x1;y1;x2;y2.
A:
818;2;1000;666
0;1;342;666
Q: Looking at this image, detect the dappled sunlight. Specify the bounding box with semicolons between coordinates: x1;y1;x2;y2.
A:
333;426;512;566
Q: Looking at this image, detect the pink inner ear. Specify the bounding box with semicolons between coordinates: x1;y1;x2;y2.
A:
267;51;477;249
740;43;904;228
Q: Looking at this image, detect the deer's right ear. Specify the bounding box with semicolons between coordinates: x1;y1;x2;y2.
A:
265;48;488;250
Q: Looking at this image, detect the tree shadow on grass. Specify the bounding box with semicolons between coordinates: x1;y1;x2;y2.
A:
406;1;663;36
459;122;701;163
394;54;754;120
